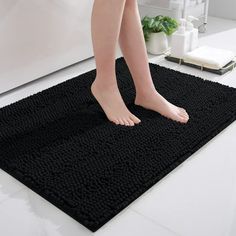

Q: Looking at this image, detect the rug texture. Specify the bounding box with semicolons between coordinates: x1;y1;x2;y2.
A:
0;57;236;232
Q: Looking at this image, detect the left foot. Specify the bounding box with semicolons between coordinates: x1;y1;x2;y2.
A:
135;90;189;123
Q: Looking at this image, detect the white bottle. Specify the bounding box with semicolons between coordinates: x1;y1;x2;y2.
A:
186;16;199;51
170;18;191;59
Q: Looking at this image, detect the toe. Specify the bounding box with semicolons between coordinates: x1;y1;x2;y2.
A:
180;112;188;119
118;118;125;126
173;112;185;123
179;108;189;118
123;118;130;126
183;112;189;120
127;118;135;126
179;115;188;123
130;114;141;124
177;117;185;123
179;108;186;114
110;118;120;125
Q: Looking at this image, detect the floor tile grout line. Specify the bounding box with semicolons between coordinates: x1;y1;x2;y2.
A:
130;208;183;236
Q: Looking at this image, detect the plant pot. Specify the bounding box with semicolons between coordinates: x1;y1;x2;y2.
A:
146;32;169;55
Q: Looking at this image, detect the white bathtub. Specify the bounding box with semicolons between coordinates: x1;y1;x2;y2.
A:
0;0;94;94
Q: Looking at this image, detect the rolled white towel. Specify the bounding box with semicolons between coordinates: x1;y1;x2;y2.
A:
183;46;235;70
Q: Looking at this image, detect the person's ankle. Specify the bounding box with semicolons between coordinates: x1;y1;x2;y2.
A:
135;86;157;100
92;75;117;90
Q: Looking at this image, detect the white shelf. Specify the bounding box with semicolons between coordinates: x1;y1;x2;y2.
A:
138;0;209;25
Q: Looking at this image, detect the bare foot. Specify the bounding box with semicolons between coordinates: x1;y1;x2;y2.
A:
91;78;141;126
135;90;189;123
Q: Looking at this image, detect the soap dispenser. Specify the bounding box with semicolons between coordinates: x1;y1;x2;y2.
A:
186;15;199;51
170;18;191;59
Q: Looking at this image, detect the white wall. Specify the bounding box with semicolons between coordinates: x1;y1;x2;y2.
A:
0;0;94;94
138;0;236;21
208;0;236;20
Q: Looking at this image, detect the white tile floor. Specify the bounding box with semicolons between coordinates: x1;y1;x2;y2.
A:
0;17;236;236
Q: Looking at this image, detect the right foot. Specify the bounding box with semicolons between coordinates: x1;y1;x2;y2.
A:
91;78;141;126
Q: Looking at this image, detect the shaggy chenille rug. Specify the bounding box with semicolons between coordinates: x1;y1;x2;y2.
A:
0;57;236;232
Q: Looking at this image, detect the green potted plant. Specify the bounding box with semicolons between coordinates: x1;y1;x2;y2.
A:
141;15;179;55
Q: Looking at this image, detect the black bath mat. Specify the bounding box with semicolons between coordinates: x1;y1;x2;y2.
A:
0;57;236;232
